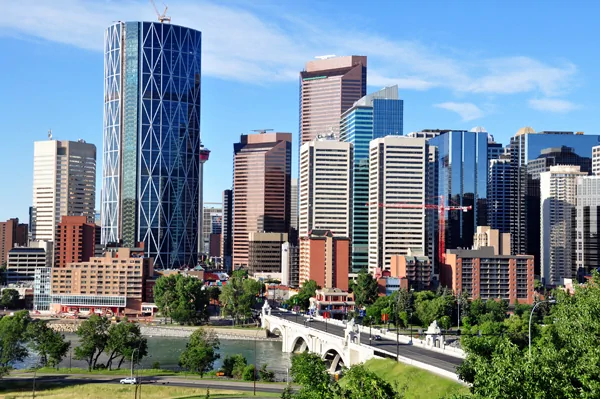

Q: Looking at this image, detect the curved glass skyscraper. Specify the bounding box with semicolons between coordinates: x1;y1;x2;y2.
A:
101;21;202;268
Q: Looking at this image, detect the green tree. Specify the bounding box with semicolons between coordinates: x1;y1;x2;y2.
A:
365;295;391;325
74;315;110;371
105;321;148;370
294;280;318;311
242;364;256;381
221;354;247;378
0;310;31;377
341;364;403;399
353;271;378;308
281;384;294;399
179;328;220;377
259;364;275;382
0;263;6;285
1;289;21;309
414;291;453;327
154;274;210;325
26;320;70;368
209;286;221;303
220;273;259;324
290;352;335;399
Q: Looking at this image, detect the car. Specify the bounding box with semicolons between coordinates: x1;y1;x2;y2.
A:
374;335;382;341
306;317;314;322
120;377;137;385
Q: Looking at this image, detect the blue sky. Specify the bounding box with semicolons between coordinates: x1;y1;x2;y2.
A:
0;0;598;222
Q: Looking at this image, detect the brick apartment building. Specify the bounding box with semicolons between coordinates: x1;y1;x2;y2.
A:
299;230;349;291
54;216;96;268
0;218;28;263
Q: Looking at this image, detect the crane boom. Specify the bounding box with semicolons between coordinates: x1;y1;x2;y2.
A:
149;0;171;23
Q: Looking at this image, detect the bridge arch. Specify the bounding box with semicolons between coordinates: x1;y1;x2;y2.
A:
323;347;346;373
290;335;310;353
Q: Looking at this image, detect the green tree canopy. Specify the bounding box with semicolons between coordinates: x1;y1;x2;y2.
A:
1;289;21;309
353;271;378;308
0;310;31;376
220;273;262;324
105;321;148;370
26;320;70;368
154;274;210;325
74;315;110;371
179;328;220;377
341;364;403;399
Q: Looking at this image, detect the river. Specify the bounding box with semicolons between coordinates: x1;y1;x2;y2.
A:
16;335;292;378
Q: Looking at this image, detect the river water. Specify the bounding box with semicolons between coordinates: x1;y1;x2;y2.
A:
17;335;292;377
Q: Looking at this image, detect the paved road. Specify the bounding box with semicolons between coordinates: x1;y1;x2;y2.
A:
272;311;462;373
5;373;290;395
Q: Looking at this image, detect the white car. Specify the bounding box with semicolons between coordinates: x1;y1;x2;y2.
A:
120;377;137;385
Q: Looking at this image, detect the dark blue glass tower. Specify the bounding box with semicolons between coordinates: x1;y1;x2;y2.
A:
101;22;202;268
340;86;403;272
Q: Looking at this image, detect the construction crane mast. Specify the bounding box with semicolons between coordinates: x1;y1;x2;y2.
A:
149;0;171;23
366;196;472;264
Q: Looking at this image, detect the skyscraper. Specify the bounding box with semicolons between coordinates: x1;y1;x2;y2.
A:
509;128;599;272
101;22;202;268
232;132;292;270
368;136;431;273
300;55;367;145
202;203;222;255
540;165;586;286
340;85;403;271
575;176;600;279
488;153;511;233
221;189;233;271
32;139;96;242
290;178;299;244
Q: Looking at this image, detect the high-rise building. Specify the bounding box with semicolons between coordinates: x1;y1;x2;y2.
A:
101;22;202;268
428;130;490;256
368;136;430;273
472;226;511;255
281;241;299;287
232;132;292;269
221;190;233;271
0;218;28;263
575;176;600;278
593;145;600;176
406;130;444;139
509;128;599;273
6;241;51;284
299;230;349;290
54;216;96;268
340;86;403;271
248;232;288;278
32;139;96;242
290;178;298;244
202;203;222;256
488;152;511;233
300;55;367;146
540;165;587;286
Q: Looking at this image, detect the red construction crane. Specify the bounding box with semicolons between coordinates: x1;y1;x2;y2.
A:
366;196;472;264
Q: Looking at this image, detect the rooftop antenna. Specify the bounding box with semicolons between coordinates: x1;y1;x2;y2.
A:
48;129;52;140
251;129;274;134
149;0;171;23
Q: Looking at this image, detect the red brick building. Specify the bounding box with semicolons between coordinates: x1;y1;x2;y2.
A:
55;216;96;268
299;230;349;291
0;218;28;263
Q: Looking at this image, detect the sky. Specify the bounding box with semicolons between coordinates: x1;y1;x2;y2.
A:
0;0;599;223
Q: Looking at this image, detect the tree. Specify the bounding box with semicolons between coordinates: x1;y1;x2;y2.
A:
220;274;263;324
1;289;20;309
26;320;70;368
341;364;403;399
222;354;247;378
353;271;378;308
290;352;334;399
414;292;453;327
294;280;318;311
0;263;6;286
259;364;275;382
242;364;256;381
179;328;220;377
0;310;30;377
209;286;221;304
74;315;110;371
105;321;148;370
154;274;210;325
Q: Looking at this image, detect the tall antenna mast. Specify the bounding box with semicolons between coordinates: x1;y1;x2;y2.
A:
149;0;171;23
48;129;53;140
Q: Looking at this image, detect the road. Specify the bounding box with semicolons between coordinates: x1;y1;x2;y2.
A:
5;373;290;395
272;310;462;373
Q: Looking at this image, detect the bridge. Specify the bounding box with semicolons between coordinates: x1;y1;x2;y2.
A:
261;303;464;381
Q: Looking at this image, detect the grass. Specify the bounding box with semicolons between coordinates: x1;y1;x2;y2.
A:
361;358;469;399
17;367;179;377
0;382;279;399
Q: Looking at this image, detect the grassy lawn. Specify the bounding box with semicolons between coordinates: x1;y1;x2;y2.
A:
17;367;179;377
0;382;279;399
362;358;469;399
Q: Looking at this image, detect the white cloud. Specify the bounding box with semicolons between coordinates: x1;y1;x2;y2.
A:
528;98;580;113
434;102;484;121
0;0;578;96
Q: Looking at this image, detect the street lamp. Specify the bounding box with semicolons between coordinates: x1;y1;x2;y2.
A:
131;348;139;378
529;299;556;357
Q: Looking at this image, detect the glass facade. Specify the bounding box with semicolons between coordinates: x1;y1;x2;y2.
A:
341;88;404;272
33;267;51;311
101;22;202;268
428;130;489;259
509;131;600;273
576;176;600;279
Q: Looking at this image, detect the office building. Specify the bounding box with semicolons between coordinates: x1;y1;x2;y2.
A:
202;203;222;256
593;145;600;176
473;226;510;255
575;176;600;278
232;132;292;270
406;130;443;139
54;216;96;268
6;242;50;284
300;55;367;146
428;130;490;256
340;85;403;271
488;153;511;233
221;190;233;271
540;165;586;286
509;128;599;273
290;178;299;244
248;232;288;278
33;266;51;311
390;249;431;291
32;139;96;242
281;241;299;286
444;247;534;304
0;218;28;263
101;21;202;268
299;230;349;291
50;248;154;315
368;136;430;273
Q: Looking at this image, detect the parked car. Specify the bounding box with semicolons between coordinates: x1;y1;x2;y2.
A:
374;335;382;341
120;377;137;385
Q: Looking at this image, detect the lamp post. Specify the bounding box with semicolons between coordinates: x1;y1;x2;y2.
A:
529;299;556;357
131;348;139;378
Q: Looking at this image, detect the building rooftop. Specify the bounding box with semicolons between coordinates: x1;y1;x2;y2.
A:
447;246;533;259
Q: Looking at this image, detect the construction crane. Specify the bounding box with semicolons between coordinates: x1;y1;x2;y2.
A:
149;0;171;23
366;196;472;264
251;129;274;134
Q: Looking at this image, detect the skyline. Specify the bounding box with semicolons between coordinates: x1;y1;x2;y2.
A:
2;0;600;222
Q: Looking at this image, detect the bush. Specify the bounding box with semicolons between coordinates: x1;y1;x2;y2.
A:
242;364;256;381
222;354;247;378
152;361;160;369
259;364;275;382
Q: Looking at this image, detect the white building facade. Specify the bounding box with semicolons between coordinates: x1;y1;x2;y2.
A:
575;176;600;277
